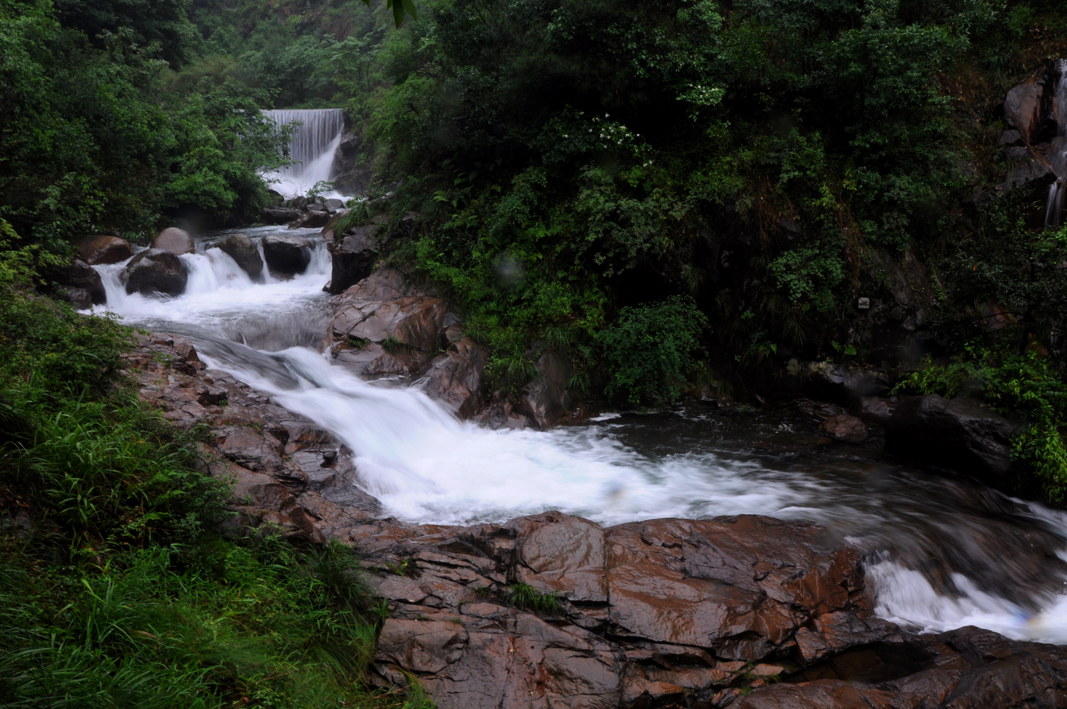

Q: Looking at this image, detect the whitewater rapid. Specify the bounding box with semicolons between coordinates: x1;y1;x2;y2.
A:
91;227;1067;645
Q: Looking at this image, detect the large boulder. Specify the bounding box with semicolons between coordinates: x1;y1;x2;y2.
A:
263;207;301;225
56;259;106;307
328;225;381;294
885;395;1014;482
152;227;195;255
288;211;331;229
122;249;188;296
216;234;264;279
76;235;133;265
421;337;488;419
1004;77;1047;143
262;234;312;275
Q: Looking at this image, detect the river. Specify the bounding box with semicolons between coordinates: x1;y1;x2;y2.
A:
91;225;1067;646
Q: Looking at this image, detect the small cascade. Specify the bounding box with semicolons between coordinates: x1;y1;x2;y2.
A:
1046;60;1067;227
262;109;345;198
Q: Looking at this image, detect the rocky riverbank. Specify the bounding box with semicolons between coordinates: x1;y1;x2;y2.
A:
127;331;1067;708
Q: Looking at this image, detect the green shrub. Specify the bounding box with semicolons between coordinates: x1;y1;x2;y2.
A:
599;296;708;406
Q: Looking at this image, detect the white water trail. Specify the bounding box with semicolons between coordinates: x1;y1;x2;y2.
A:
262;109;347;200
91;229;1067;645
201;345;815;526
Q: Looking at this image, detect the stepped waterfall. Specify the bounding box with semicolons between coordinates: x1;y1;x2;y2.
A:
262;109;345;198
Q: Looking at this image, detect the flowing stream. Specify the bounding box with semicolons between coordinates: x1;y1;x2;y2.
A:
92;227;1067;645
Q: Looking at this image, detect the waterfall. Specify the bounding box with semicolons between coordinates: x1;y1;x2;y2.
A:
263;109;345;199
1046;60;1067;228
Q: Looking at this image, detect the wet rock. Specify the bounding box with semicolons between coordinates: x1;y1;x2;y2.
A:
122;249;188;296
885;395;1014;482
152;227;195;255
1004;77;1046;142
262;234;311;275
819;414;868;443
421;337;488;419
999;145;1051;192
857;396;897;426
325;198;344;211
216;234;264;279
517;350;573;428
56;259;106;306
807;362;890;408
76;234;133;265
329;269;448;380
328;225;381;294
288;210;331;229
738;628;1067;709
263;207;301;224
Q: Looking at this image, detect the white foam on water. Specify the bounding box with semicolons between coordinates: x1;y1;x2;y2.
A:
92;237;331;330
868;560;1067;644
199;346;812;527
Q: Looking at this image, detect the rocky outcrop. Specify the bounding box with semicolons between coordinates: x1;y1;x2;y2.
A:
288;208;332;230
262;234;312;275
152;227;196;255
76;235;133;265
421;334;488;419
368;512;869;709
735;627;1067;708
328;225;381;294
996;64;1061;194
885;395;1014;482
121;249;188;296
55;259;106;308
517;349;574;429
215;234;264;279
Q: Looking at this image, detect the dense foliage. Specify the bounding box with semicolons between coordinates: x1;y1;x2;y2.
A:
350;0;1064;397
0;0;285;248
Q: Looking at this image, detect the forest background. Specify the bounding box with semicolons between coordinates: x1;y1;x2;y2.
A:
3;0;1067;704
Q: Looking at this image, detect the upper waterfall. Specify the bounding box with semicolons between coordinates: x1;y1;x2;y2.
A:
263;108;346;199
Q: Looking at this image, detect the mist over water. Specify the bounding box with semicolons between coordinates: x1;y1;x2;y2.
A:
92;227;1067;645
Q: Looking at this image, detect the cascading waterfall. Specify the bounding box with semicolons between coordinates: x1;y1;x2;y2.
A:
1045;60;1067;227
262;109;345;198
89;226;1067;646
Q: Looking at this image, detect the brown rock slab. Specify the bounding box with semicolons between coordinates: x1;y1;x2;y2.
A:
76;235;133;265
